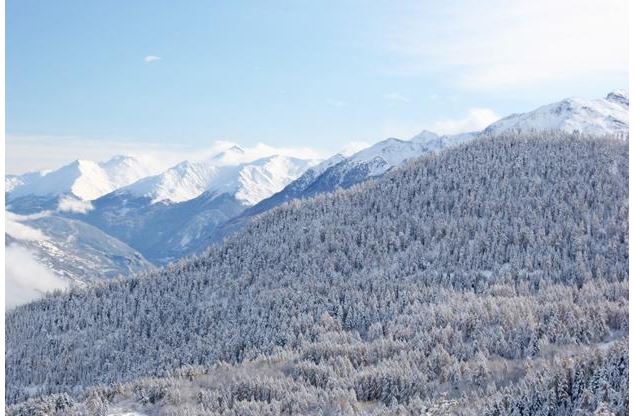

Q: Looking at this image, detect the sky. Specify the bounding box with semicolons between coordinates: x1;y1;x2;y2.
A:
6;0;629;174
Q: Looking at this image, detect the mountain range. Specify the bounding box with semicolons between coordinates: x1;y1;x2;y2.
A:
70;153;317;263
6;130;628;414
6;155;158;212
4;90;629;288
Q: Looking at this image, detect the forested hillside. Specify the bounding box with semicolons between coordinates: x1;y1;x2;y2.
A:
6;133;628;415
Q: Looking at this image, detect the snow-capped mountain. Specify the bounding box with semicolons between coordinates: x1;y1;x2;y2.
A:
298;131;474;198
6;211;153;286
117;153;317;205
234;155;317;204
206;144;248;165
66;153;318;263
244;153;347;213
6;155;157;204
484;90;629;137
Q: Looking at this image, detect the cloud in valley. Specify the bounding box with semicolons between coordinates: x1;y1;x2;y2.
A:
6;211;49;241
5;212;68;310
5;244;68;310
57;196;94;214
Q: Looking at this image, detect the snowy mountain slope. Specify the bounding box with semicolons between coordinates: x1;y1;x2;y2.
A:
6;156;157;202
76;191;246;263
484;90;629;137
6;212;153;285
298;130;475;199
193;131;477;249
239;153;347;216
119;160;223;204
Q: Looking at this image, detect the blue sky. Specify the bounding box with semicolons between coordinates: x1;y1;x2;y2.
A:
6;0;629;173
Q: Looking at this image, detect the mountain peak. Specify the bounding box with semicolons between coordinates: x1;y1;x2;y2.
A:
61;160;101;177
483;91;629;137
207;145;249;166
410;129;440;144
104;154;131;162
227;145;245;154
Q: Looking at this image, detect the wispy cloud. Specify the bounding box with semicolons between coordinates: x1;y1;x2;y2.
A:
383;92;409;104
144;55;161;63
338;141;371;157
57;196;94;214
240;142;326;162
385;0;627;90
430;108;500;135
326;98;346;108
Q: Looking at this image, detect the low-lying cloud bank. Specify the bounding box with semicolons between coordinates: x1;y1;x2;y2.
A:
5;244;68;310
5;211;50;241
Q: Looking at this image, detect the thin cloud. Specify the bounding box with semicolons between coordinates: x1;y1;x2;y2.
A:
326;98;346;108
193;141;327;164
339;141;371;157
5;134;187;174
385;0;627;90
5;134;331;175
430;108;500;135
144;55;161;63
